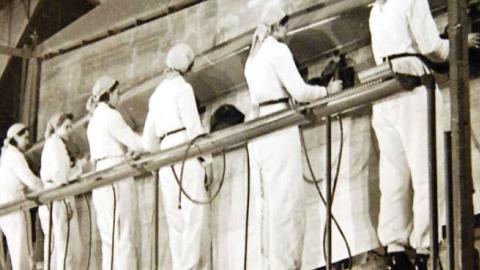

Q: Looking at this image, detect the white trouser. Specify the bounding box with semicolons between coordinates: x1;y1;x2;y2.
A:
39;196;83;270
160;132;208;270
0;231;5;269
0;210;33;270
92;157;138;270
372;86;444;252
248;103;305;270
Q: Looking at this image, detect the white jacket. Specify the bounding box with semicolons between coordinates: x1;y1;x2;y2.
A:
143;73;205;152
0;145;43;203
40;135;81;187
87;102;143;161
244;36;326;114
369;0;449;75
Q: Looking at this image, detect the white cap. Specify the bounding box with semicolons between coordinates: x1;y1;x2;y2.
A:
166;43;195;73
45;112;74;139
6;123;27;139
261;5;287;26
92;76;118;97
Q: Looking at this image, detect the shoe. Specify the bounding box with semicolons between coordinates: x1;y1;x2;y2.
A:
386;252;414;270
414;254;429;270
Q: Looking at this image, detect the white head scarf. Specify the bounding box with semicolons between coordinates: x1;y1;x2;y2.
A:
166;43;195;73
86;76;118;113
249;5;288;57
2;123;27;153
44;112;74;139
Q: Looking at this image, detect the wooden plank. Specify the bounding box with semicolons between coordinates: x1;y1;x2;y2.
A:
448;0;476;269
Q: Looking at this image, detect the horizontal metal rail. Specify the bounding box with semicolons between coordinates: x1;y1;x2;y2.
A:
0;65;399;216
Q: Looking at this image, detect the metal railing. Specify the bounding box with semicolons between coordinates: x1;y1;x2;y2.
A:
0;64;396;217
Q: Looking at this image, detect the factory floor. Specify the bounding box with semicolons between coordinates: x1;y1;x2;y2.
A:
314;216;480;270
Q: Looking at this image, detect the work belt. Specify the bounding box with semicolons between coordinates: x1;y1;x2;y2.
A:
259;98;290;107
160;127;186;140
383;53;437;91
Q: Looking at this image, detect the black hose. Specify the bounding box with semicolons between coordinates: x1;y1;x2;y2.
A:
62;200;71;270
83;195;92;270
332;116;344;198
170;135;227;205
243;145;251;270
321;116;349;269
110;185;117;270
46;202;53;270
299;125;352;270
153;171;160;270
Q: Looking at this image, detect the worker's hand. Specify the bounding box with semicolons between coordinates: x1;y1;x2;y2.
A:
66;202;74;221
198;154;213;168
468;33;480;48
19;186;29;198
327;79;343;95
127;151;143;161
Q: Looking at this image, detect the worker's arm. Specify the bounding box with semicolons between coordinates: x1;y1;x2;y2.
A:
407;0;449;62
13;151;43;191
142;98;161;153
107;109;144;152
368;10;385;65
272;43;327;102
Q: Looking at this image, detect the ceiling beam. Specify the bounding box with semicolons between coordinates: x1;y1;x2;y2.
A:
0;0;42;79
0;44;36;58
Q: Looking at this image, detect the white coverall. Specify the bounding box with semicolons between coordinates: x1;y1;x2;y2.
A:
143;72;208;270
39;134;83;270
87;102;143;270
0;145;43;270
369;0;448;252
244;36;327;269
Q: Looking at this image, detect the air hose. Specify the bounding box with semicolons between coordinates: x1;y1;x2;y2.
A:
46;202;53;270
62;200;71;270
82;195;92;270
170;134;227;206
243;145;251;270
300;119;353;270
110;185;117;270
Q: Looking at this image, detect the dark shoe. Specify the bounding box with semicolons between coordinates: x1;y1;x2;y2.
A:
386;252;414;270
414;254;429;270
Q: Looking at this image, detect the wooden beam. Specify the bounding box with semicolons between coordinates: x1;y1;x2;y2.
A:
0;43;35;58
448;0;476;268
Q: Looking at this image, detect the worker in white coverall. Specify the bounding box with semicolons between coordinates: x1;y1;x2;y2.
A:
369;0;480;269
142;43;209;270
244;6;342;269
86;76;144;270
39;112;84;270
0;123;44;270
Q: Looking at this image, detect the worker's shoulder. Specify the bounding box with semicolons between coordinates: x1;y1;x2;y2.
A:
90;103;123;126
2;146;25;163
43;135;64;152
370;0;413;16
150;75;192;103
265;37;291;57
172;75;194;95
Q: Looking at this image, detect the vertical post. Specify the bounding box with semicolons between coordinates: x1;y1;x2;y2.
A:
47;203;53;270
325;116;332;270
427;87;439;270
19;35;41;141
19;47;29;121
153;171;159;269
444;131;454;270
448;0;475;269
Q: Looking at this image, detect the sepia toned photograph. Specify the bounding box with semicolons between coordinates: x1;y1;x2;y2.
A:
0;0;479;269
